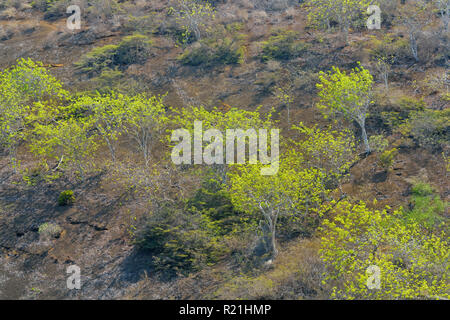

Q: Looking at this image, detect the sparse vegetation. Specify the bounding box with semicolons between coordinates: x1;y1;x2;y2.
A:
400;109;450;151
38;222;62;239
171;0;215;43
0;0;448;301
404;182;446;230
260;30;309;61
378;148;397;170
369;135;389;153
58;190;75;206
74;34;153;77
304;0;371;43
179;37;244;67
134;179;248;277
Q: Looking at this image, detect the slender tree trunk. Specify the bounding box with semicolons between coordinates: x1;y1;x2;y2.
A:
344;26;349;45
144;146;150;167
410;32;419;61
270;213;278;258
271;228;278;258
360;123;370;154
53;155;64;171
342;19;350;45
104;137;116;163
192;23;201;41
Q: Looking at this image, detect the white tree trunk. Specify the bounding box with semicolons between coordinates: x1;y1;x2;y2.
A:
360;123;371;154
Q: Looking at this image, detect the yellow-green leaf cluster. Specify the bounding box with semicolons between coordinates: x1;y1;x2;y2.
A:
320;201;449;299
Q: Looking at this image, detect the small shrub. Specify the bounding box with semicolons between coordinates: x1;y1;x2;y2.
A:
38;222;62;239
178;43;210;66
378;95;426;130
405;182;446;230
74;44;118;77
185;179;252;236
401;109;450;151
134;204;228;278
163;20;197;45
178;37;244;67
396;96;427;112
41;0;72;21
134;179;252;277
254;70;283;95
92;68;124;91
75;34;152;77
411;182;434;197
22;166;43;186
260;30;309;62
378;148;397;170
419;71;450;104
114;34;153;66
58;190;75;206
123;15;158;35
367;34;410;63
369;135;389;153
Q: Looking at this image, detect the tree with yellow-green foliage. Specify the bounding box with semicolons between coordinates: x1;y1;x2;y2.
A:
123;94;168;167
290;123;357;193
29;116;98;181
171;0;215;43
228;154;329;258
316;64;374;154
274;85;294;126
172;105;274;134
171;105;274;180
71;92;128;163
320;200;449;299
227;118;363;258
303;0;372;43
0;58;67;170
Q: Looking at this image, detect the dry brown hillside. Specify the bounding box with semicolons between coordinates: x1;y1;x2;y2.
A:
0;0;448;300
